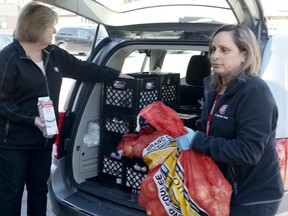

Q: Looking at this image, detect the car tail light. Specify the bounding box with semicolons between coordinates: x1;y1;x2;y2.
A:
54;111;65;159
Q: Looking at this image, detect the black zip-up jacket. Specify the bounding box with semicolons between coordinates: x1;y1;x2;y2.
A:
192;75;283;205
0;40;119;150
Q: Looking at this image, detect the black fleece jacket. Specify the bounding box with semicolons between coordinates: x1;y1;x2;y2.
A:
0;40;119;150
192;75;283;205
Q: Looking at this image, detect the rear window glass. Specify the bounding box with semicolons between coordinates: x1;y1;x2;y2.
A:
122;50;201;79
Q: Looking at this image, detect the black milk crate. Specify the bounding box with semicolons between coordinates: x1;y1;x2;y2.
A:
103;76;160;114
99;131;124;184
101;131;122;155
127;72;180;109
102;155;123;179
105;114;148;134
122;157;148;194
100;131;148;193
100;154;148;193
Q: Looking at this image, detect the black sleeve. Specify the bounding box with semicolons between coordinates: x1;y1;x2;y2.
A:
57;48;120;82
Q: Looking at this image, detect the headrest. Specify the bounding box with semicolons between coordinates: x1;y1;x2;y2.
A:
186;55;211;86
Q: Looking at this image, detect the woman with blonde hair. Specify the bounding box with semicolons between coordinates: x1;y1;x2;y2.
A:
177;24;283;215
0;2;119;215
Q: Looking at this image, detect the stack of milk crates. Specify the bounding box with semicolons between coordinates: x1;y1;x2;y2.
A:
99;72;180;195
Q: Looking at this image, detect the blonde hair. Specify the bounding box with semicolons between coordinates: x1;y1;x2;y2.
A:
14;2;58;42
208;24;261;90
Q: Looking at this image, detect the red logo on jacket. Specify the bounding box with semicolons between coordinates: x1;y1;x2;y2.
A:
54;67;59;72
219;105;228;115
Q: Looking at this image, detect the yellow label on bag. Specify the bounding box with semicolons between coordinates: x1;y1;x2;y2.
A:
153;149;209;216
142;134;177;169
141;133;209;216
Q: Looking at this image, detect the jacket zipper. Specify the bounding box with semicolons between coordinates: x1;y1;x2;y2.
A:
4;119;9;143
42;52;52;147
43;52;51;96
229;164;238;195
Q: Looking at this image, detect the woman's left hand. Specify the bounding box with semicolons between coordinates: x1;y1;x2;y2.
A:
34;117;54;138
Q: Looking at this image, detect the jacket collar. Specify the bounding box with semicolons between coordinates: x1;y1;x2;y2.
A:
204;72;248;96
13;39;28;59
13;39;54;59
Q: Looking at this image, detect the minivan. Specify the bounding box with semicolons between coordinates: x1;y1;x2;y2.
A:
37;0;288;215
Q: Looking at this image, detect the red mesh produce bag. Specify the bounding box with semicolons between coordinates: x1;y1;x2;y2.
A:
138;164;168;216
117;125;168;159
276;139;288;191
137;101;232;216
140;148;232;216
179;150;232;216
137;101;186;138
